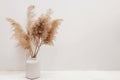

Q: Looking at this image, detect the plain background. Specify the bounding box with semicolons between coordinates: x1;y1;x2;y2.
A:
0;0;120;71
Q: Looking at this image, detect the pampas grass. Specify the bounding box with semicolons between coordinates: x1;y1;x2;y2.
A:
6;5;62;58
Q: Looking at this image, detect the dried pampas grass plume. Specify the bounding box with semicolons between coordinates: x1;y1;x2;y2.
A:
6;18;31;50
27;5;35;34
6;5;62;58
44;19;63;45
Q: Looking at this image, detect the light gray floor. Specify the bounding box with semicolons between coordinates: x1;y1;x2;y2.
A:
0;71;120;80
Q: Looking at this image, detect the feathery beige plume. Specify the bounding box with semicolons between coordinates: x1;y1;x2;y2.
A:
6;18;31;50
27;5;35;34
44;19;62;45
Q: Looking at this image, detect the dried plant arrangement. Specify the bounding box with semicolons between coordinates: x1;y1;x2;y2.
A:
6;5;62;58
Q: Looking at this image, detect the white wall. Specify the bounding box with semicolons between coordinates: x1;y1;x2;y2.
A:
0;0;120;71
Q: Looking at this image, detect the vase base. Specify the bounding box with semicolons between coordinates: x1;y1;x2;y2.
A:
26;76;40;79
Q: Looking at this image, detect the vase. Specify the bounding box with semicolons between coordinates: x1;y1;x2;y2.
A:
26;58;40;79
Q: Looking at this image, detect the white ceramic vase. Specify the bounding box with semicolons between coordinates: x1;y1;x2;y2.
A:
26;58;40;79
